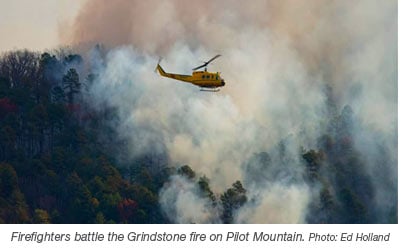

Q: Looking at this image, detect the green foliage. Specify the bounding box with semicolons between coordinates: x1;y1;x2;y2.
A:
320;187;334;210
302;149;324;168
198;176;216;205
339;188;367;223
178;165;196;180
34;209;51;223
62;68;81;105
95;212;106;224
220;181;247;224
0;163;18;198
0;164;30;223
0;49;170;223
51;86;65;103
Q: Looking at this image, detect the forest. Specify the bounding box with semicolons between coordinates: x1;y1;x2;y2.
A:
0;49;249;223
0;49;397;224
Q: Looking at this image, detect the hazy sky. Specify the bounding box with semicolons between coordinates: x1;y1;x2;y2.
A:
0;0;85;52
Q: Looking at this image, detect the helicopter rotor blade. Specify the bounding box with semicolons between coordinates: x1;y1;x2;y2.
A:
192;63;207;71
192;54;221;70
206;54;221;64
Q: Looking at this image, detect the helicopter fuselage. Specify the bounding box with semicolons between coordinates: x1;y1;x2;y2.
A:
156;64;225;89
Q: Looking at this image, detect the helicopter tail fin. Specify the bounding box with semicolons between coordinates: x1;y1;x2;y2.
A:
155;57;168;76
156;63;167;76
155;60;192;83
154;57;162;73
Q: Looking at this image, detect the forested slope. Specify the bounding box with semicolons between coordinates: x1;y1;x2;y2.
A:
0;49;397;224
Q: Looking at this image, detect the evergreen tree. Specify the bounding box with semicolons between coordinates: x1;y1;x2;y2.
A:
220;181;247;224
62;68;81;105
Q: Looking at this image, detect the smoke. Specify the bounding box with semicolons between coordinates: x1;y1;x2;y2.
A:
159;175;220;223
236;184;310;224
65;0;397;223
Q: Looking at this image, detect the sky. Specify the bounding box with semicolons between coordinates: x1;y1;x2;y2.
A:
0;0;85;52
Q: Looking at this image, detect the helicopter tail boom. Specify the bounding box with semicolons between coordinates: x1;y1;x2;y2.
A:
156;64;192;83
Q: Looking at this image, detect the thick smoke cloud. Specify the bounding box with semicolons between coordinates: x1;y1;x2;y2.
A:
65;0;397;223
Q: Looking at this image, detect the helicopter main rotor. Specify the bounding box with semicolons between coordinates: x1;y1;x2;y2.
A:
192;54;221;71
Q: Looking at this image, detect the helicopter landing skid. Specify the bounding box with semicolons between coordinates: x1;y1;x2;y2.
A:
200;88;220;92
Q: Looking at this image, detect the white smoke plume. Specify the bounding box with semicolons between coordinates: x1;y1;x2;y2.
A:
66;0;397;223
236;184;310;224
159;175;220;223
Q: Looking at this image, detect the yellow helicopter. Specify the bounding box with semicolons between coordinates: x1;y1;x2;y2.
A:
156;55;225;92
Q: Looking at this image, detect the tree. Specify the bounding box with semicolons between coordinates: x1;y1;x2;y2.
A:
0;163;30;223
198;176;216;206
63;172;95;223
62;68;81;105
339;188;368;223
220;181;247;223
302;149;324;168
178;165;195;180
28;104;49;154
33;209;51;223
64;54;83;65
95;212;106;224
0;50;40;89
0;163;18;198
0;97;18;119
51;86;65;103
302;149;325;181
0;125;17;161
117;198;138;223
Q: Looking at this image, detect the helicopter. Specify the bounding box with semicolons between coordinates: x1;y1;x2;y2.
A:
156;55;225;92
